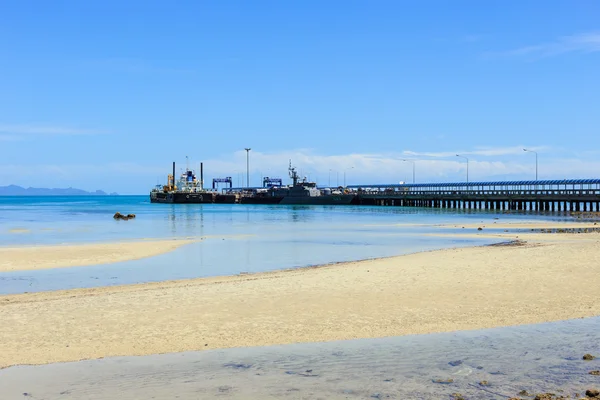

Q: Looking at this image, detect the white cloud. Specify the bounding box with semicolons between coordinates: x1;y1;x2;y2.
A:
497;31;600;59
1;148;598;194
0;124;106;136
402;145;548;158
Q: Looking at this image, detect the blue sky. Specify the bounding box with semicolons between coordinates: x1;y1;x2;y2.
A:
1;0;599;193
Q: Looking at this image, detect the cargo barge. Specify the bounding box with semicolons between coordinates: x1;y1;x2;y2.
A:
150;161;228;204
150;160;358;205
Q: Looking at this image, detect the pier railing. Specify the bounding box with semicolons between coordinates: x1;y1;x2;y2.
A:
348;179;600;212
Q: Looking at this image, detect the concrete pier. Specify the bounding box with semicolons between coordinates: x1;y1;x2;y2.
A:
351;179;600;212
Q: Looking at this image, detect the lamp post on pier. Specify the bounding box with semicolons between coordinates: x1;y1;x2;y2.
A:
401;159;416;184
456;154;469;183
244;148;251;188
523;148;538;180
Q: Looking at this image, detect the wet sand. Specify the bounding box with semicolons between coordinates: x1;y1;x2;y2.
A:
2;317;599;399
0;238;199;272
1;230;599;369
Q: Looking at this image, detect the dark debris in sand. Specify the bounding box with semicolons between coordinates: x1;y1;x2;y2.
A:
488;240;528;247
530;227;600;234
507;388;600;400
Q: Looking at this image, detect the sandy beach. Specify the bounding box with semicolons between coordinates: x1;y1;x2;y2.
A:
1;226;600;369
0;238;199;272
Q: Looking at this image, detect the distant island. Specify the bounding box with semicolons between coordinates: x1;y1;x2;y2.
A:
0;185;118;196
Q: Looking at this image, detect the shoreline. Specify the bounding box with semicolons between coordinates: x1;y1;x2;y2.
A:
1;230;599;369
0;237;201;272
1;219;597;273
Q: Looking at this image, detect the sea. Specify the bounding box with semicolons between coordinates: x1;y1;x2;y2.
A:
0;195;571;295
1;195;598;399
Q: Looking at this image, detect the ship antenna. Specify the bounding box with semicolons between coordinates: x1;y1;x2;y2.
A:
288;159;298;186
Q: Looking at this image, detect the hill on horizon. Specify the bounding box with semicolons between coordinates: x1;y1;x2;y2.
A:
0;185;118;196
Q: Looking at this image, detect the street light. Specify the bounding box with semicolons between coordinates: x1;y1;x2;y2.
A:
344;167;354;187
401;159;416;184
523;148;538;180
456;154;469;183
244;148;251;188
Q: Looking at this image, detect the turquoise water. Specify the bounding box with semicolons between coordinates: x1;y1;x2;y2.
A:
0;195;575;294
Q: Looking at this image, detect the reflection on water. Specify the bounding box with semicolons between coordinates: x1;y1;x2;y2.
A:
0;197;588;295
1;318;599;399
0;196;578;247
0;233;499;295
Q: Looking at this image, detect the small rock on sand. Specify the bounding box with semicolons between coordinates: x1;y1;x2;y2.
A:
432;378;454;384
534;394;569;400
587;389;600;398
590;370;600;376
113;212;136;220
584;354;596;361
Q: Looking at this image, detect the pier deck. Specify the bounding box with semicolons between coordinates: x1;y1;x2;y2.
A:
350;179;600;212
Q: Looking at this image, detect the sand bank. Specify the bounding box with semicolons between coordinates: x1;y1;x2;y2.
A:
8;228;30;234
1;232;600;368
0;238;198;272
369;220;600;231
440;221;600;230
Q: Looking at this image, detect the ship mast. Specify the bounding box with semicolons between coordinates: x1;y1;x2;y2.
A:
288;160;299;186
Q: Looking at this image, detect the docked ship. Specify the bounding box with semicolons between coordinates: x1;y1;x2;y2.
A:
150;159;358;205
150;161;223;203
239;161;358;205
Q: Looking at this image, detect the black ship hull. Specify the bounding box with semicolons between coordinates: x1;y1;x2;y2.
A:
240;196;284;204
151;191;358;205
238;194;357;205
150;192;216;204
279;194;357;205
